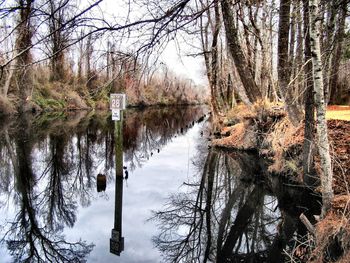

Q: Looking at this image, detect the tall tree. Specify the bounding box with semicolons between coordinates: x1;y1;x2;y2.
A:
199;0;221;115
277;0;303;126
48;0;70;81
309;0;333;217
328;0;348;104
15;0;34;112
221;0;262;104
302;0;316;187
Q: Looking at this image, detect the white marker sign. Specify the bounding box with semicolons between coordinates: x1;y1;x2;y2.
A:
110;93;126;110
111;109;121;121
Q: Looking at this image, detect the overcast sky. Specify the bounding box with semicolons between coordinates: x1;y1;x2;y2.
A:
98;0;208;86
160;41;208;86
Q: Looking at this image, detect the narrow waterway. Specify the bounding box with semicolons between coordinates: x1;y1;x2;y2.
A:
0;106;320;263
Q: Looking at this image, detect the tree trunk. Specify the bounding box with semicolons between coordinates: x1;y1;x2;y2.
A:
86;33;94;91
277;0;303;126
309;0;333;217
302;0;317;187
107;41;111;79
49;1;66;82
210;2;222;115
260;6;270;100
329;1;347;104
200;2;220;116
295;1;304;105
221;0;262;104
323;1;338;102
77;31;84;80
15;0;34;112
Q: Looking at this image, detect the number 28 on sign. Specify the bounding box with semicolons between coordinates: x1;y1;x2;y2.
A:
110;94;126;110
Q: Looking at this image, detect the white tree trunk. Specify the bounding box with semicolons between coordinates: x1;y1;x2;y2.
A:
309;0;333;217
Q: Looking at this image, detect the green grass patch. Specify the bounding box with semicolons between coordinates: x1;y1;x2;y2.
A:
34;95;67;111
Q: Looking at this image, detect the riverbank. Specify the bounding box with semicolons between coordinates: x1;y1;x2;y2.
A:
0;69;207;116
211;103;350;262
0;83;205;116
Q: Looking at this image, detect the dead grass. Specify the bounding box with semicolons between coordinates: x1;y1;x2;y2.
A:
226;101;285;122
226;103;257;121
0;95;17;115
309;200;350;263
267;117;302;175
221;126;235;135
328;120;350;195
212;121;258;150
66;91;88;110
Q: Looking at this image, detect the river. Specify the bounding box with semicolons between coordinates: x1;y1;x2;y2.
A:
0;106;320;263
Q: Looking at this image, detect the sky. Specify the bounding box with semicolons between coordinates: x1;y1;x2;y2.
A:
160;41;208;86
98;0;208;86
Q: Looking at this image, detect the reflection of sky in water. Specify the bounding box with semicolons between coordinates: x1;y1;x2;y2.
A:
0;108;299;262
0;107;206;263
63;123;202;263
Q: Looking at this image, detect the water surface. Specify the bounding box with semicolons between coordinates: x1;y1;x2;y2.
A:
0;106;206;262
0;106;320;263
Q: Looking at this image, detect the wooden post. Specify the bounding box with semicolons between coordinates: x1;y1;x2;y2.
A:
110;113;124;256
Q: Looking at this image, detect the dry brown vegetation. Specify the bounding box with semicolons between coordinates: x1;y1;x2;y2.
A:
212;121;258;150
1;61;206;114
309;196;350;263
0;95;16;115
212;102;350;262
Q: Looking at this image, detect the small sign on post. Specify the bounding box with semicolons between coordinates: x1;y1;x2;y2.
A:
110;94;126;110
111;109;120;121
110;93;126;121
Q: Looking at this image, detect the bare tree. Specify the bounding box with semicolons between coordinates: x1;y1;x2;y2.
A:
277;0;303;126
302;0;316;187
47;0;72;81
14;0;34;112
309;0;333;217
199;0;221;115
221;0;262;104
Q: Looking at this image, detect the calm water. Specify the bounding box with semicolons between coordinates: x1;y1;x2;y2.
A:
0;106;320;263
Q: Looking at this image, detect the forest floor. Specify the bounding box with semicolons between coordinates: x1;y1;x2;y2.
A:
211;103;350;262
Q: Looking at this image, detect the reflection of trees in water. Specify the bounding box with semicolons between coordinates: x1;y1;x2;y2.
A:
151;149;313;263
124;106;205;171
0;106;205;261
0;115;94;262
41;134;77;230
0;113;115;262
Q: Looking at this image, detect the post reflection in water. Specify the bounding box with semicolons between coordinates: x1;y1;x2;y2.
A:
110;114;124;256
0;106;208;262
0;105;321;263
